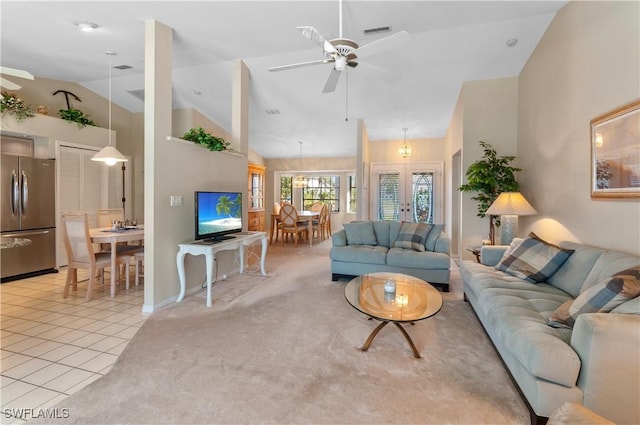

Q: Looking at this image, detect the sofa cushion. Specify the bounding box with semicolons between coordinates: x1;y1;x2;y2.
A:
496;232;575;283
343;222;377;245
548;266;640;329
393;222;431;252
329;245;388;265
425;224;444;251
387;247;450;270
547;242;605;298
372;221;391;247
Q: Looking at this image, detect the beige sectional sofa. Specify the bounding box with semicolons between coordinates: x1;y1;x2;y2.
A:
460;235;640;425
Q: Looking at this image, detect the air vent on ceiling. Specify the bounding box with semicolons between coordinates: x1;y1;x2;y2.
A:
363;26;391;35
114;64;133;70
265;109;280;115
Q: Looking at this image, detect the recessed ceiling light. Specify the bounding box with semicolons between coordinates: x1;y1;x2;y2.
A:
193;90;202;95
506;38;518;48
74;21;99;32
265;109;280;115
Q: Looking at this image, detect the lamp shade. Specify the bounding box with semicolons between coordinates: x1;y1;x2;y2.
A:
485;192;537;216
91;145;128;166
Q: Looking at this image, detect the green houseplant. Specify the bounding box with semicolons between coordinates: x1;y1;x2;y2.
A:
182;127;230;152
1;91;35;122
458;141;521;244
58;107;97;128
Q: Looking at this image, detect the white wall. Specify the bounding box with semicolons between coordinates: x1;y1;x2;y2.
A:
518;1;640;255
449;77;519;261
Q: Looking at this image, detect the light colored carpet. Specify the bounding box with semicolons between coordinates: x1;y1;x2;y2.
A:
33;240;528;424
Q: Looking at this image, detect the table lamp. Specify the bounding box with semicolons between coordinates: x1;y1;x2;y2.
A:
485;192;537;245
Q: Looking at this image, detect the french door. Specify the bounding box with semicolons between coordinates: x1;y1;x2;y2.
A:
371;162;442;223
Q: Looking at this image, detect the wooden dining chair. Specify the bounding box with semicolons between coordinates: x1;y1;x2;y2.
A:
279;204;307;246
310;202;324;213
272;202;283;243
61;213;133;301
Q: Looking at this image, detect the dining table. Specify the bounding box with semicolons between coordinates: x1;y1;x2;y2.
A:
89;225;144;297
270;210;320;246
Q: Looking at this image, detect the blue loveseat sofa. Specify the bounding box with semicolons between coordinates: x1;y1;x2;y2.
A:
330;220;450;292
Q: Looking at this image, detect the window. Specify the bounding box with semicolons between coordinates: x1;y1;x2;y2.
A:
303;176;340;212
347;175;357;214
280;176;292;204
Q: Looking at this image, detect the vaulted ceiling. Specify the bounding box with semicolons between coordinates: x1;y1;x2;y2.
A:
1;1;567;158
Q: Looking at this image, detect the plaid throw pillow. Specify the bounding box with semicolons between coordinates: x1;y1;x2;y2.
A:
393;222;432;252
495;232;574;283
549;266;640;329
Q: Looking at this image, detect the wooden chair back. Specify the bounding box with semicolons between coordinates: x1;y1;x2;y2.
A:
96;208;125;228
310;202;324;212
280;203;299;228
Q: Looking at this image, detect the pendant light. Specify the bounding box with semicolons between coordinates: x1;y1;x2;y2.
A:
292;141;307;188
92;51;128;166
399;127;412;158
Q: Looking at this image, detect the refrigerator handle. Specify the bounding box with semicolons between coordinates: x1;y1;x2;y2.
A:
21;171;28;215
11;170;19;215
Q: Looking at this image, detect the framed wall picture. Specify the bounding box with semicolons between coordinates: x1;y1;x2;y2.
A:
591;100;640;199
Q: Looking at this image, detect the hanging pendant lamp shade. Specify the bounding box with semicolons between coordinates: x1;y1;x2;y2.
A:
92;51;127;166
399;127;412;158
293;141;307;188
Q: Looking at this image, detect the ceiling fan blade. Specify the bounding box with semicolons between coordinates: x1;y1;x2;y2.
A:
353;30;412;59
360;62;401;84
269;59;330;72
0;66;34;80
296;26;338;55
322;68;342;93
0;76;22;90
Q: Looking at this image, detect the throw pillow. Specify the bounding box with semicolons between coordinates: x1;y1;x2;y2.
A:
548;266;640;329
393;222;432;252
343;221;377;245
424;224;443;251
495;232;574;283
497;237;524;263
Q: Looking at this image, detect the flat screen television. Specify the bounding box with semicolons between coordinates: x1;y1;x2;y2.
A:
194;191;243;242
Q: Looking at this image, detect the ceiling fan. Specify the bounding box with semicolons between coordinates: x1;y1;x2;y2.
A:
268;0;411;93
0;66;34;90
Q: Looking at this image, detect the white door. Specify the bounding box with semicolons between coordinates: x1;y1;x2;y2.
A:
56;143;108;267
371;162;443;224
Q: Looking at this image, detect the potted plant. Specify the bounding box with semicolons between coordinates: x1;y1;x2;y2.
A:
458;141;521;244
1;91;35;121
58;107;97;128
182;127;230;152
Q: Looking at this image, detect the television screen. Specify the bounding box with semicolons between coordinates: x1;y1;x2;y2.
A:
195;191;242;241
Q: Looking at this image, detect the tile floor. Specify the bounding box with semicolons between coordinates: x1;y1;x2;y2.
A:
1;268;147;424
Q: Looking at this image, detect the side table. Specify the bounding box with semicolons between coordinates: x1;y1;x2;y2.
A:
466;246;481;263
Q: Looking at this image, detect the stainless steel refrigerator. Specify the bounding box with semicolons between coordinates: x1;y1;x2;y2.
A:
1;154;57;281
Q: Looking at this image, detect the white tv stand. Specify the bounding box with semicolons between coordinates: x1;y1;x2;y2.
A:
176;231;268;307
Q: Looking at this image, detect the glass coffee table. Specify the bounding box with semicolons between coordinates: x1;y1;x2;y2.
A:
344;272;443;358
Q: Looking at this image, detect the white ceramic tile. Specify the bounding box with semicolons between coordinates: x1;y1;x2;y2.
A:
57;348;101;368
20;340;65;358
69;332;108;348
0;333;30;348
0;353;32;372
3;337;48;354
78;352;119;373
43;368;96;393
38;344;82;362
88;335;127;352
112;326;141;340
6;386;61;412
64;372;102;395
22;363;73;386
1;375;17;388
50;329;89;344
94;322;128;336
1;380;38;404
107;340;130;356
3;358;52;380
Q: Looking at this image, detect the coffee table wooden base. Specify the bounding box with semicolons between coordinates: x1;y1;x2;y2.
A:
361;319;421;359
